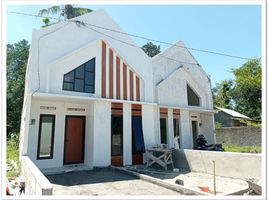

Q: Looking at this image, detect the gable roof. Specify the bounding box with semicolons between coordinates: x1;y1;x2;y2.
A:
216;107;251;120
152;40;210;81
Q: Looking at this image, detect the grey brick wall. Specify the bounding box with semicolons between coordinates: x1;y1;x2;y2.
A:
216;127;261;146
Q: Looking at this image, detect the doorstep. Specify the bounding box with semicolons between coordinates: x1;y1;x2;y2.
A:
41;164;93;175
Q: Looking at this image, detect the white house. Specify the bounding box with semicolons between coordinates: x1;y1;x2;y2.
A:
19;10;215;169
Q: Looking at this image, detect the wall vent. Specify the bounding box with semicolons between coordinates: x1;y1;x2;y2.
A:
40;106;56;110
67;108;85;112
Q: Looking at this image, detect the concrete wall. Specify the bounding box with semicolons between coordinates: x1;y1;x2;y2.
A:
21;156;52;195
173;149;261;179
152;41;213;110
27;99;93;169
216;127;261;146
200;113;215;145
93;101;111;166
27;10;153;102
21;10;216;169
156;67;211;109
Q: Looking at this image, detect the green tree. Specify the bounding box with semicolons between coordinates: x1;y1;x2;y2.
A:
6;40;30;137
42;17;51;28
212;80;233;109
142;42;161;57
231;58;261;120
38;5;92;26
213;58;261;121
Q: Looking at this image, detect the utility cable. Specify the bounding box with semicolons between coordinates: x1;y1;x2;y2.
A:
8;11;251;60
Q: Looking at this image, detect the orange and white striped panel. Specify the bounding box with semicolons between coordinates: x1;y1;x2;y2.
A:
101;41;142;101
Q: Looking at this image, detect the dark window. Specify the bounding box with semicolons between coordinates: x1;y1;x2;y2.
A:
160;118;167;144
192;121;198;148
187;84;200;106
64;71;74;82
63;58;95;93
63;82;73;90
74;79;84;92
111;116;123;156
37;115;55;159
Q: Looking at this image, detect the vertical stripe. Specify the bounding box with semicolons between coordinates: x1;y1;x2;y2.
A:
120;60;123;100
109;48;114;99
129;70;134;101
116;56;120;99
127;68;130;100
106;46;109;98
136;76;140;101
113;53;117;99
101;41;106;98
133;73;136;101
123;63;127;100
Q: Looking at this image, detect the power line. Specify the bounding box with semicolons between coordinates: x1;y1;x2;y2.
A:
81;22;200;66
8;11;250;60
8;11;200;66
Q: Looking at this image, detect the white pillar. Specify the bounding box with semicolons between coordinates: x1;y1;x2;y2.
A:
142;104;157;148
123;103;132;166
168;108;174;148
84;102;94;167
180;109;193;149
93;101;111;166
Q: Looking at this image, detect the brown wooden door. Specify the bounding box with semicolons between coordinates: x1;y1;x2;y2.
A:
64;116;85;164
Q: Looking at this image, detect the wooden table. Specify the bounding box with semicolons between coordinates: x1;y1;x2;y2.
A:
146;148;174;170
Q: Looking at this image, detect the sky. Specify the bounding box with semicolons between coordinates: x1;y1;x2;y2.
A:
6;4;262;87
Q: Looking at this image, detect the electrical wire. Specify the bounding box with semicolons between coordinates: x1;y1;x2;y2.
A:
31;21;73;97
80;22;200;66
8;11;251;60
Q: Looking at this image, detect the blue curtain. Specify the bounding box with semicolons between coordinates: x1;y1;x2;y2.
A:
132;116;145;153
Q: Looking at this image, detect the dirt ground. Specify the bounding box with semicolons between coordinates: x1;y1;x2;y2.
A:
125;165;249;195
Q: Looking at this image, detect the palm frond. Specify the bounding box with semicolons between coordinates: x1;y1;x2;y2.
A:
73;7;92;17
48;6;61;15
38;9;49;16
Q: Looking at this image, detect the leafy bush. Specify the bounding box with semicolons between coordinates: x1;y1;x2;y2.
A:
6;137;20;178
223;144;261;153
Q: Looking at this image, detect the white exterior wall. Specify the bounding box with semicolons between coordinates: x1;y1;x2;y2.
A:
93;101;111;166
180;110;193;149
21;10;216;169
157;67;211;109
48;40;102;97
152;41;213;110
200;113;215;144
27;100;91;169
84;102;94;166
27;10;153;102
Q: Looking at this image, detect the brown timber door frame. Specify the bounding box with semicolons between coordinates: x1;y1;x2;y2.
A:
63;115;85;165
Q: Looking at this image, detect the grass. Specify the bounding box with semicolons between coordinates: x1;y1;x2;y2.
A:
223;144;261;153
6;138;20;178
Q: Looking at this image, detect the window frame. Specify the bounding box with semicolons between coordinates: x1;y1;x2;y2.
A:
63;58;95;94
111;115;124;156
37;114;56;160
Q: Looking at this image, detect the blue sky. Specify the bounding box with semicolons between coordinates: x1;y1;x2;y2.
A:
6;4;262;87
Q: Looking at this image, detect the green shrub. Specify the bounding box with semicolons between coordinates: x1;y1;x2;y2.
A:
6;137;20;178
223;144;261;153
